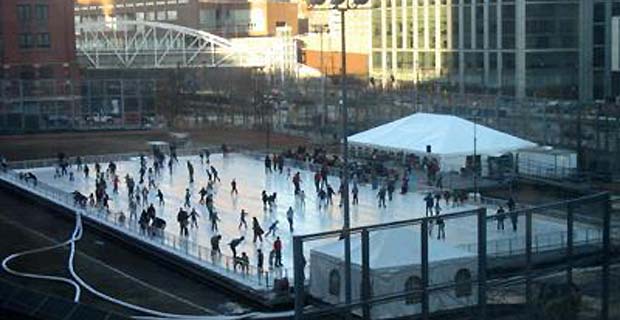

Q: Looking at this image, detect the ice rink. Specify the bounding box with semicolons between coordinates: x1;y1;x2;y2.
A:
23;152;600;286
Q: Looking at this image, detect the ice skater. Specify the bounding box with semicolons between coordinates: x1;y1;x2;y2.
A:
199;186;208;204
83;165;89;178
387;180;395;201
377;186;387;208
231;179;238;195
252;217;264;242
496;206;506;231
229;236;244;257
436;217;445;240
286;207;294;232
273;237;283;267
209;209;220;232
184;188;191;208
189;207;200;228
157;189;164;206
210;166;220;182
187;161;194;183
424;193;434;217
210;234;222;257
264;155;272;173
352;184;359;205
257;249;264;272
265;220;279;237
177;207;189;237
510;209;519;232
238;209;248;229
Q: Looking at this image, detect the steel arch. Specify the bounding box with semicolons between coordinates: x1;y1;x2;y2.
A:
76;20;267;69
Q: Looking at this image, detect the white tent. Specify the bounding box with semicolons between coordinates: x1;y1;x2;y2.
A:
309;226;478;319
349;113;536;172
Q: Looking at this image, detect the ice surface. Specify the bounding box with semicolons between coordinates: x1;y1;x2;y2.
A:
22;153;597;286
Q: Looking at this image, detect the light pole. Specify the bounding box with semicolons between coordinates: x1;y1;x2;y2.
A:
472;103;479;201
307;0;367;318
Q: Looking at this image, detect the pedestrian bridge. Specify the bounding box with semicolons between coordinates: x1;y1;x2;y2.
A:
76;20;271;69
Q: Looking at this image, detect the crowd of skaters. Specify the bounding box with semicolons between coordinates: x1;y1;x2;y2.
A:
31;145;518;279
60;147;290;277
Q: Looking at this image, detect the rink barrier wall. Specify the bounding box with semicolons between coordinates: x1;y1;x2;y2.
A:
0;169;295;309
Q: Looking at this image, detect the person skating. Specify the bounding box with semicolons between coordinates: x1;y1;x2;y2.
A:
265;220;279;237
210;234;222;257
317;188;327;210
210;166;220;182
189;207;200;228
286;207;294;232
209;209;220;232
184;188;191;208
313;171;321;192
231;179;238;195
436;217;446;240
377;186;387;208
273;237;283;267
199;186;208;204
352;184;359;205
264;155;272;173
509;209;519;232
235;252;250;273
261;190;268;210
434;202;442;216
496;206;506;231
229;236;244;257
157;189;165;206
326;185;335;205
252;217;264;242
424;193;434;217
387;179;395;201
187;161;194;183
257;249;264;273
177;207;189;237
292;172;302;195
238;209;248;229
83;165;89;178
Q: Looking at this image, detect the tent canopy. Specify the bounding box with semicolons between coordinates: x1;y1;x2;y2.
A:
349;113;536;156
312;227;476;270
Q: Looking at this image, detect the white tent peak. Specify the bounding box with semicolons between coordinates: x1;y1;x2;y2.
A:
348;112;536;156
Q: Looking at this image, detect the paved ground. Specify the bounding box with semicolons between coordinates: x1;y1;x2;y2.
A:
0;128;310;162
0;188;253;317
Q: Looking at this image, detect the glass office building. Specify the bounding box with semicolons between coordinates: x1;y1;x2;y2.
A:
370;0;620;101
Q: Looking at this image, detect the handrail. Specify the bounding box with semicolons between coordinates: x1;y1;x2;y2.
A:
0;168;288;289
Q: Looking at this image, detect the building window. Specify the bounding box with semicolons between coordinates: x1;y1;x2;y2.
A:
167;10;177;21
18;33;34;49
17;4;32;22
35;4;48;20
37;33;51;48
455;269;472;298
404;276;422;305
328;269;340;296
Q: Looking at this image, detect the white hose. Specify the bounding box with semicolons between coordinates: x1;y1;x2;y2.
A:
1;213;83;302
2;206;293;319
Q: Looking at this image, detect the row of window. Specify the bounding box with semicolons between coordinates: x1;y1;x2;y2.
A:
17;4;49;22
328;268;473;303
19;33;51;49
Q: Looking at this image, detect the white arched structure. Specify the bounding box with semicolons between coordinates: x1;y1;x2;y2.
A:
76;20;270;69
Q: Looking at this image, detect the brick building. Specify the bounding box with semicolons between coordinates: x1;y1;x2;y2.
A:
0;0;80;132
0;0;79;81
74;0;299;38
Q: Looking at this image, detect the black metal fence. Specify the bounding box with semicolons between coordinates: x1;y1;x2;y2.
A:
292;192;616;320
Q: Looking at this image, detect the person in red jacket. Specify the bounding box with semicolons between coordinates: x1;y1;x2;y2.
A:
273;237;283;267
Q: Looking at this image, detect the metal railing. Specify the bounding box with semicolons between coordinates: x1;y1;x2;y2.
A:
456;228;603;257
0;167;288;290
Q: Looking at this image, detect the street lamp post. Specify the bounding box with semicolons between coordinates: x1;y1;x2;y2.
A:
306;0;367;318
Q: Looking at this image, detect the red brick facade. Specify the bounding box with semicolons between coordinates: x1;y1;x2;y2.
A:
0;0;79;81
